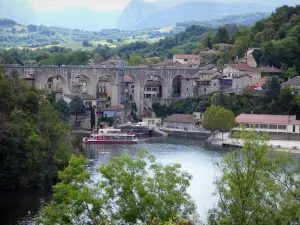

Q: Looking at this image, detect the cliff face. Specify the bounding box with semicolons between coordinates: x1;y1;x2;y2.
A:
117;0;290;30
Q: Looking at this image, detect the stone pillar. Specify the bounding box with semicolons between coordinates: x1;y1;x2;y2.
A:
110;83;119;106
138;85;145;117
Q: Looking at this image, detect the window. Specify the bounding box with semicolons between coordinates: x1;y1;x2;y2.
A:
147;87;151;91
130;95;132;99
187;88;188;91
131;85;134;88
48;84;52;89
245;124;250;128
144;94;146;98
278;125;286;130
260;124;268;129
157;94;159;97
293;125;296;133
214;83;216;86
153;94;156;98
251;124;259;128
152;88;156;91
269;125;277;130
132;90;134;94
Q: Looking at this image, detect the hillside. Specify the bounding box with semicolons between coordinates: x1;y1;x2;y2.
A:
0;13;268;49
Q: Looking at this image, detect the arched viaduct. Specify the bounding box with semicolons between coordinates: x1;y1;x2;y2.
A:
4;65;199;115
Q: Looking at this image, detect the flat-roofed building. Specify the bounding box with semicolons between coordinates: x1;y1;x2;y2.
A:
234;114;300;140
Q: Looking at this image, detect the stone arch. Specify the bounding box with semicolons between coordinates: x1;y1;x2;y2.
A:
143;74;167;99
45;74;68;95
96;75;118;106
171;75;185;98
76;74;93;95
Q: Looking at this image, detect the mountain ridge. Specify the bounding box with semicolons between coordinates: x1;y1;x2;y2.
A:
117;0;294;29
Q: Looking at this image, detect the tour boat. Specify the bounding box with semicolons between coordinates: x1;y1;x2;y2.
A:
82;129;138;144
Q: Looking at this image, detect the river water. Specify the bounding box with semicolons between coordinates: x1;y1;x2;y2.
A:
0;136;228;225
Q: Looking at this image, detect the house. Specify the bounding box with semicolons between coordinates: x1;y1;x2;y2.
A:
144;81;161;99
64;94;98;108
282;76;300;94
123;75;135;100
234;114;300;140
142;118;162;128
163;114;201;130
173;54;200;65
232;75;252;94
102;105;122;118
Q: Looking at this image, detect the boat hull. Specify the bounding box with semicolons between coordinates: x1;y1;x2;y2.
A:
83;140;138;144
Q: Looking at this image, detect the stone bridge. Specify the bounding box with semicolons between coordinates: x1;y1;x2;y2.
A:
4;65;199;114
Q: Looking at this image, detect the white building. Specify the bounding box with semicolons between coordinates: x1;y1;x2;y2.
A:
234;114;300;140
64;94;97;108
142;118;162;128
173;54;200;65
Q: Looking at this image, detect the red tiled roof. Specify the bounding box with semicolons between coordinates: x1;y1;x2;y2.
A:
123;75;133;83
257;67;281;73
236;114;300;125
227;64;281;73
164;114;199;123
174;54;200;59
103;105;122;111
282;76;300;86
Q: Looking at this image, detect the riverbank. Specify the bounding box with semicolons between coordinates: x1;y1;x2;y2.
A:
207;132;300;154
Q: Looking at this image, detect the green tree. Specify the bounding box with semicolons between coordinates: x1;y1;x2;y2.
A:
203;105;235;139
90;106;96;131
37;151;197;224
265;76;281;102
70;95;85;130
215;27;230;44
0;75;71;190
232;39;247;58
207;129;300;224
56;99;71;121
82;39;90;47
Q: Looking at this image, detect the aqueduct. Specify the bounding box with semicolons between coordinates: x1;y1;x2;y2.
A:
4;65;199;114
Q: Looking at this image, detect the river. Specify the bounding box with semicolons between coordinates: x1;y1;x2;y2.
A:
0;136;228;225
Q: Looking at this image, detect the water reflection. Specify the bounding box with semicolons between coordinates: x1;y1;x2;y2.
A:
1;137;227;224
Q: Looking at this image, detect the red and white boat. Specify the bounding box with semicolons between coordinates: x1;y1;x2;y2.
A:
82;129;138;144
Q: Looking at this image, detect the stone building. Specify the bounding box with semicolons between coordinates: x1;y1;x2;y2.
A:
173;54;200;65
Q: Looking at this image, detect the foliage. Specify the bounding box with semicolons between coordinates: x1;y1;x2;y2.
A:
152;97;211;118
0;74;72;190
37;151;197;224
90;106;96;131
203;105;236;135
56;99;71;121
69;96;86;130
207;129;300;224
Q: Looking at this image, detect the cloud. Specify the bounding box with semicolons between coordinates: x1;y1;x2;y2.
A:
26;0;132;11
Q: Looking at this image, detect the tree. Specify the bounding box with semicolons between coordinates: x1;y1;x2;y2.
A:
265;76;281;102
37;151;197;224
0;75;71;190
203;105;235;139
56;99;71;121
90;106;96;131
215;27;229;44
207;128;300;224
232;39;247;58
82;39;90;47
69;96;85;130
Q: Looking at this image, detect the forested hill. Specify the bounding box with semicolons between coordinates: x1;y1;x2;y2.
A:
1;5;299;72
0;13;268;48
199;5;300;78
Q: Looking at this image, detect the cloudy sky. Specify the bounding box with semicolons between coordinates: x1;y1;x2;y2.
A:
25;0;299;11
